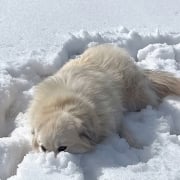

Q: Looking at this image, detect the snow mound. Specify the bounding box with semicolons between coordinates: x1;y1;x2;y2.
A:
0;29;180;180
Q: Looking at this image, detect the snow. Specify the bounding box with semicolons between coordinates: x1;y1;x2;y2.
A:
1;0;180;180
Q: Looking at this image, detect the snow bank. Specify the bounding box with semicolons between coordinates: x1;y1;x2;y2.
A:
0;29;180;180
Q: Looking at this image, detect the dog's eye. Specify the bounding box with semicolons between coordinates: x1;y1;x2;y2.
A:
40;145;46;152
57;146;67;152
79;132;92;141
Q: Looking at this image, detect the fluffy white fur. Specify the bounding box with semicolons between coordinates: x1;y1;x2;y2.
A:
28;44;180;154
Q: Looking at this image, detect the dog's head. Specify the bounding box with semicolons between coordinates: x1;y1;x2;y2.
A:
29;81;102;154
32;111;99;154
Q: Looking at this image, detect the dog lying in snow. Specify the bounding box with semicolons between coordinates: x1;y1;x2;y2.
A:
28;44;180;154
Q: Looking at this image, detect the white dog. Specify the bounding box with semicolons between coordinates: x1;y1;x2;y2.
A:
28;44;180;154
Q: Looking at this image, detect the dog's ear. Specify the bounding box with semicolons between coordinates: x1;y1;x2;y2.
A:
32;134;39;150
31;129;39;150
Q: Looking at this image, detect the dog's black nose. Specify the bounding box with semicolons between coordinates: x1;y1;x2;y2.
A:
57;146;67;152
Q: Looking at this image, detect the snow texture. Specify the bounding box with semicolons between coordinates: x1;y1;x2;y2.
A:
0;29;180;180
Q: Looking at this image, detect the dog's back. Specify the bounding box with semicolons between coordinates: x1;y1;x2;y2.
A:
77;44;160;111
60;44;180;111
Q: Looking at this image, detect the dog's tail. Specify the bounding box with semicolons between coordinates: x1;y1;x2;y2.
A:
144;69;180;99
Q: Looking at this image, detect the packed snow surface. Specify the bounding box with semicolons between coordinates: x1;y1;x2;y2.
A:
0;29;180;180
